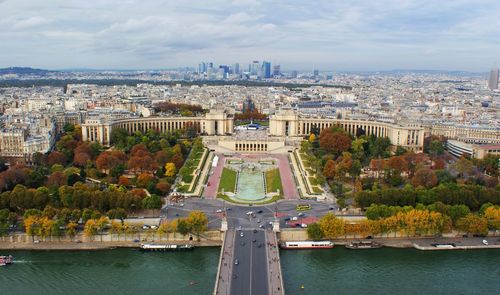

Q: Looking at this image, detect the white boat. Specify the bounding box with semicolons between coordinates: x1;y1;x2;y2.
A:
280;241;334;249
140;244;194;251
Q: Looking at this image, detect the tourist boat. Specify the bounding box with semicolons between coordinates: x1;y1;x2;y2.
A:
431;243;456;249
280;241;334;249
345;241;383;249
0;255;14;266
140;244;194;251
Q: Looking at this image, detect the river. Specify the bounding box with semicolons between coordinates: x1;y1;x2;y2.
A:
1;247;499;294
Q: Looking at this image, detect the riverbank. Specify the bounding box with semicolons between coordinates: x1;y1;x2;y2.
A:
279;228;500;251
0;231;223;251
0;240;222;251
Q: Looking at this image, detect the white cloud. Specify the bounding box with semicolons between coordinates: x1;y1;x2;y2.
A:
0;0;498;70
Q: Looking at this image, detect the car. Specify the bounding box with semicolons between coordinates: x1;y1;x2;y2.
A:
234;259;239;265
482;239;488;245
216;209;222;213
133;239;140;243
329;207;334;210
34;240;40;244
142;225;150;230
150;225;158;230
284;217;291;221
75;240;82;243
256;210;263;214
294;223;301;227
240;232;244;237
259;225;265;229
257;219;261;223
227;208;232;211
253;229;257;233
291;217;298;221
175;213;179;217
301;223;308;228
298;213;305;217
258;243;262;248
246;211;253;215
252;239;257;243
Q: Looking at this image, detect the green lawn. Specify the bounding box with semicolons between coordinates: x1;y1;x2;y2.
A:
265;168;283;195
218;168;237;193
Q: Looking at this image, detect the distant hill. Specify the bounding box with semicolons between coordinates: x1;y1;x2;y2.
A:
0;67;57;75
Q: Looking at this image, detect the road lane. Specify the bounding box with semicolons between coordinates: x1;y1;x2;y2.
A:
230;229;268;295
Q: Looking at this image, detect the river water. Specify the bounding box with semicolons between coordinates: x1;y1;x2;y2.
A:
1;247;499;295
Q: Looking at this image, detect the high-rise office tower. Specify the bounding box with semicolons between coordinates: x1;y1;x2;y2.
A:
261;61;271;78
232;63;240;75
272;65;281;77
313;69;319;78
291;70;298;78
251;61;260;75
489;68;499;90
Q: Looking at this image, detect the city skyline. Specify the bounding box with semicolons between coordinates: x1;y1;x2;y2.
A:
0;0;499;71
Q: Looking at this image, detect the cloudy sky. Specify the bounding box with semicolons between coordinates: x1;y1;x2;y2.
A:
0;0;499;71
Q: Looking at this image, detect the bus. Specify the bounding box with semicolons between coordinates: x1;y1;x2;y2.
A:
296;204;311;211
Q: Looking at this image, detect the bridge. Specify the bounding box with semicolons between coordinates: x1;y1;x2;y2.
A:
214;227;285;295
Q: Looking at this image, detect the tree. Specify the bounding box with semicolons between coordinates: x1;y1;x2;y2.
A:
308;133;316;143
186;211;208;239
164;163;176;177
451;157;474;179
483;206;500;230
46;171;67;188
66;222;78;240
176;219;190;237
323;160;336;180
96;216;109;242
319;129;351;156
118;175;130;186
47;151;67;166
171;153;184;170
448;205;470;225
84;219;98;240
142;195;162;209
137;173;155;188
155;182;171;195
318;213;345;239
412;168;438;188
428;140;445;156
73;152;91;167
306;223;324;240
24;215;40;241
456;214;488;236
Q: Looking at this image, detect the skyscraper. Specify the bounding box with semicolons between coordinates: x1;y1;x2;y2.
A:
272;65;281;77
261;61;271;78
489;68;499;90
251;61;260;75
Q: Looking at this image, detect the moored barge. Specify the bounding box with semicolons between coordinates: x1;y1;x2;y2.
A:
140;244;194;251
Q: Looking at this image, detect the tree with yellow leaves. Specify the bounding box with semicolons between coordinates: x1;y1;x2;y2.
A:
164;162;177;177
24;215;41;242
66;222;78;241
483;206;500;230
96;216;109;242
308;133;316;143
186;211;208;240
457;214;488;236
84;219;98;241
39;216;54;241
110;221;123;241
318;213;345;239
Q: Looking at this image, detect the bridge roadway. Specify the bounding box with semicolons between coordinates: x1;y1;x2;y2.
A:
214;228;284;295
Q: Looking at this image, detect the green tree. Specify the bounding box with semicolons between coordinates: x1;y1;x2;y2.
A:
307;223;324;240
176;219;190;237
